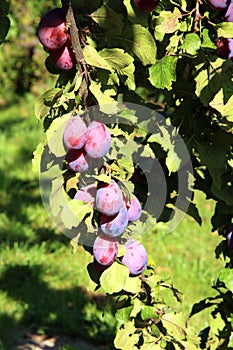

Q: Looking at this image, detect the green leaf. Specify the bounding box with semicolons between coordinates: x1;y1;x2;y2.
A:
95;174;111;183
90;5;123;35
141;305;157;321
162;312;186;340
209;313;225;335
0;16;10;44
115;306;133;328
209;80;233;119
195;57;225;107
120;24;156;65
201;28;216;50
32;142;45;174
130;298;143;318
166;146;182;173
123;275;141;294
100;262;129;294
114;322;140;350
99;48;136;90
119;62;136;90
89;80;118;114
83;45;112;71
35;88;62;120
99;48;134;70
180;33;201;56
123;0;149;26
61;198;93;229
46;113;72;157
218;268;233;292
49;177;67;218
117;244;126;258
149;56;177;90
216;21;233;39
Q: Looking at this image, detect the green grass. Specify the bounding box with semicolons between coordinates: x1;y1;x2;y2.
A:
0;97;224;349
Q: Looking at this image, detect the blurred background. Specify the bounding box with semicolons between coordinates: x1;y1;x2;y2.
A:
0;0;225;349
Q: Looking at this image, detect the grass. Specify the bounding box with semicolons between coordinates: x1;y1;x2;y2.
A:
0;97;224;349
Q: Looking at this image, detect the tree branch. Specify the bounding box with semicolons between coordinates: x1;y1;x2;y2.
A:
66;2;89;105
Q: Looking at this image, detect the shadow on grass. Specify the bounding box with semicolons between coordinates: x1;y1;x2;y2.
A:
0;264;116;350
0;170;41;224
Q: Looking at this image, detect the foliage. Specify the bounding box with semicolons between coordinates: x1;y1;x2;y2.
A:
2;0;233;349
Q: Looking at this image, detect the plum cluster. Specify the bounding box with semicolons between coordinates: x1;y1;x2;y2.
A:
37;8;76;70
63;115;111;173
63;114;147;275
75;178;147;275
207;0;233;60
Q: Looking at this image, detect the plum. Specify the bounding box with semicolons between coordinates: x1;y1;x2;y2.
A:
100;206;129;237
121;239;148;275
38;8;68;51
50;40;76;70
126;195;142;222
207;0;229;10
93;259;109;273
216;37;233;60
66;148;89;173
93;235;118;266
133;0;160;12
74;183;97;207
225;2;233;21
226;224;233;250
84;120;111;158
95;180;124;215
63;115;88;150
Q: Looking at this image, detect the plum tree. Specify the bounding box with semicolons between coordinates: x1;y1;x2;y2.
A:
38;8;68;51
74;183;97;207
93;235;118;266
133;0;160;12
207;0;229;10
100;206;129;237
84;120;111;158
126;195;142;222
216;37;233;60
225;2;233;21
50;39;76;70
66;148;89;172
95;180;124;215
63;115;88;150
121;239;148;275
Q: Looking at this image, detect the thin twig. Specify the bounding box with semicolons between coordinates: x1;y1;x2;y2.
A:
193;0;202;33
